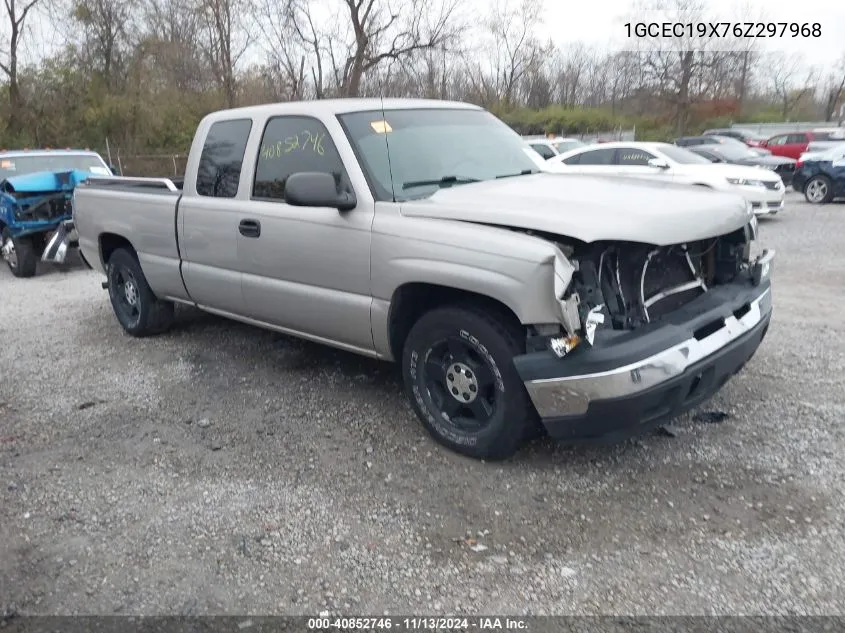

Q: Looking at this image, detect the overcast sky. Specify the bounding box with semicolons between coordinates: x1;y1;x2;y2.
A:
14;0;845;73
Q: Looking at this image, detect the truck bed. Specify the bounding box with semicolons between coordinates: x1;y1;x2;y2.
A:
73;176;188;301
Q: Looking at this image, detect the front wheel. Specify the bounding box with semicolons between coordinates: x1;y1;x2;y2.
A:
106;247;175;337
804;175;833;204
2;228;38;278
401;305;535;460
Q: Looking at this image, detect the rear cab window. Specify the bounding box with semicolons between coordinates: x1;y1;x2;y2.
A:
252;116;351;201
196;119;253;197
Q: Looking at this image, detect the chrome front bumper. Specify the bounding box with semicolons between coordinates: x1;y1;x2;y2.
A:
525;285;771;418
514;251;775;437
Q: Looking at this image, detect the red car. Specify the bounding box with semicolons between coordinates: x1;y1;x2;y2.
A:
761;130;844;160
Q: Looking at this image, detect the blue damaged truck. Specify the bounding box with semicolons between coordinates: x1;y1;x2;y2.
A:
0;149;115;277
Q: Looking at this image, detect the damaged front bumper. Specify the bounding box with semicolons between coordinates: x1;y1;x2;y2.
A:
514;250;774;442
41;219;78;264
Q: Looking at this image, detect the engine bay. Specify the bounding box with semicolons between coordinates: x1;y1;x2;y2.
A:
569;225;754;332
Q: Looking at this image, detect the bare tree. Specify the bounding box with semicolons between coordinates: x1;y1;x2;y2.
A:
337;0;462;97
726;0;765;117
1;0;47;131
822;52;845;122
482;0;545;107
552;43;593;107
631;0;711;135
69;0;135;89
253;0;308;100
197;0;252;107
140;0;210;92
764;52;816;119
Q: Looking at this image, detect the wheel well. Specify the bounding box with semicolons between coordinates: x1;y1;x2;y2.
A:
387;283;523;360
99;233;135;265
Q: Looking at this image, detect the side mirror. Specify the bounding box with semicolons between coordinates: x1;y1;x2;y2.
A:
284;172;356;211
109;165;121;175
647;158;669;169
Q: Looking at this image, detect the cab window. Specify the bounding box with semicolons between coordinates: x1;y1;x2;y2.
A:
252;115;351;201
196;119;252;198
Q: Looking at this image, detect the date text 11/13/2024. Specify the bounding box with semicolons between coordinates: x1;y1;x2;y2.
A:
307;616;529;630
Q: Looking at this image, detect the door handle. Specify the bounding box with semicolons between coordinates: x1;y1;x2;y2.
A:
239;219;261;238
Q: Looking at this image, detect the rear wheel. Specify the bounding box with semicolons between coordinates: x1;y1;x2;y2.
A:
401;304;535;460
106;247;174;337
2;228;38;278
804;175;833;204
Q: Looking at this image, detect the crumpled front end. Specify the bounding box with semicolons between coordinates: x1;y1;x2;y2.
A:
515;218;774;442
0;169;91;264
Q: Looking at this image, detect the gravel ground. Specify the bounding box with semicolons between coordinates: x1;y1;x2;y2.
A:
1;192;844;616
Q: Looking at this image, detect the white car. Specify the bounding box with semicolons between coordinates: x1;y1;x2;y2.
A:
545;142;785;216
524;137;586;160
798;140;845;164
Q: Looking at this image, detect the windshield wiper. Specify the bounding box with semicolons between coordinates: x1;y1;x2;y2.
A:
402;175;480;190
495;169;537;179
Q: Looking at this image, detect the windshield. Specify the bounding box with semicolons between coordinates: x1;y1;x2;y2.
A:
657;144;713;165
338;108;539;201
0;153;109;180
552;139;584;153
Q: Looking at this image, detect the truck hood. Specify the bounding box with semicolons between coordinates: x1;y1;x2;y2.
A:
1;169;93;195
399;173;752;245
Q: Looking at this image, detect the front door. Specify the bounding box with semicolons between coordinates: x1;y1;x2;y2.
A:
614;147;675;182
782;133;811;160
238;115;375;354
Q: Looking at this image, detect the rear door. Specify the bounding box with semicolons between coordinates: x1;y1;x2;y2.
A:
179;118;253;314
782;133;811;160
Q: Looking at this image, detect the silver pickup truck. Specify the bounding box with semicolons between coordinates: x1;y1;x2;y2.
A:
69;98;774;460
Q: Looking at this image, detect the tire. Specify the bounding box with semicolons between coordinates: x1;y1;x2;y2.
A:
2;228;38;278
401;304;535;460
106;247;174;337
804;175;833;204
